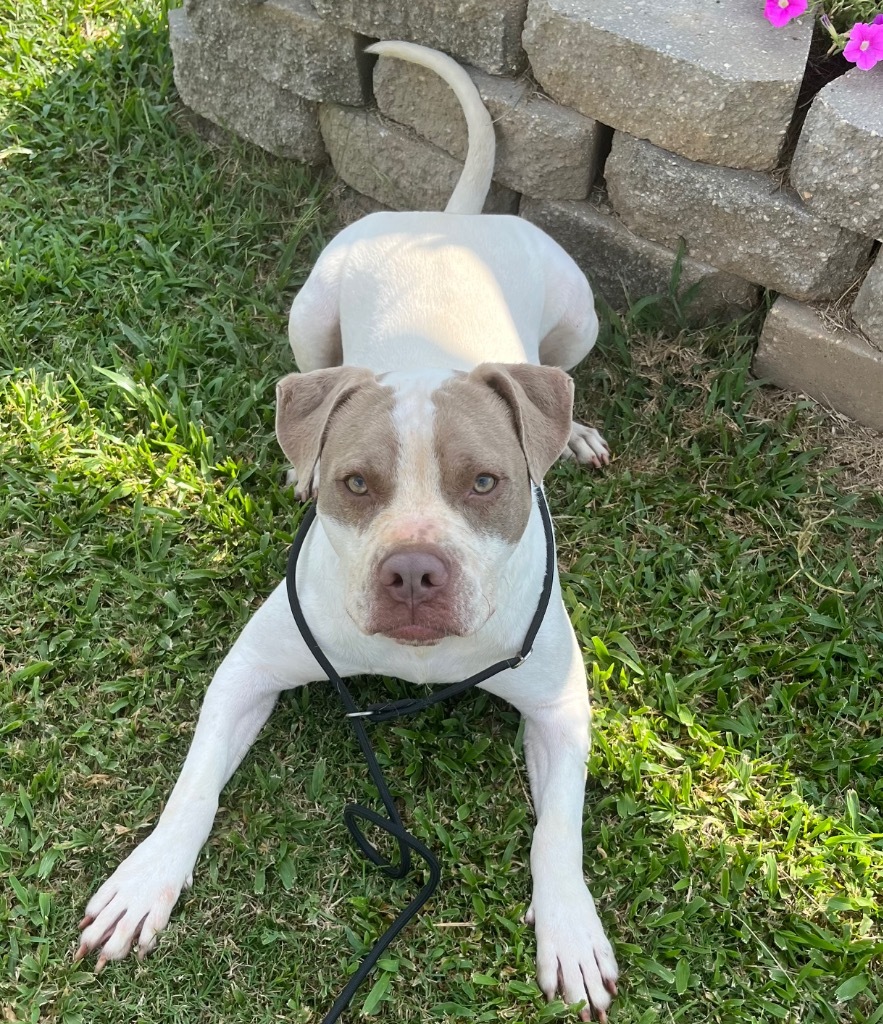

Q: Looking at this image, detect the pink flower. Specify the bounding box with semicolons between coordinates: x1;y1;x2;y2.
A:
875;14;883;25
843;20;883;70
764;0;808;27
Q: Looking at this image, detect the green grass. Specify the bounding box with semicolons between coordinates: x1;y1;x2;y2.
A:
2;3;882;1023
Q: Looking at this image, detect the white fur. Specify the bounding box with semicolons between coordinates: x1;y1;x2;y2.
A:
322;371;516;639
365;42;495;216
78;41;618;1020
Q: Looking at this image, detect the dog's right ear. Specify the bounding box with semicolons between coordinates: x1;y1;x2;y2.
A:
276;367;375;500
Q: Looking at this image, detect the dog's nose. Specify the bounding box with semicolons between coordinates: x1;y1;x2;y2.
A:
379;549;449;605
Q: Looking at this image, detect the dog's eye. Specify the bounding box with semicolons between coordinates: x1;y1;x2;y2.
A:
473;474;497;494
344;474;369;495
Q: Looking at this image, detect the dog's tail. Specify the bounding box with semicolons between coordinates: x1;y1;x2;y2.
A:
365;41;495;215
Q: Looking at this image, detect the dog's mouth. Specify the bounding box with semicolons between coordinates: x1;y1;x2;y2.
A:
381;624;450;645
367;596;494;646
351;600;467;645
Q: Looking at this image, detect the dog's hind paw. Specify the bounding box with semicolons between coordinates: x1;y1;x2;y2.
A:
564;422;610;469
282;467;313;502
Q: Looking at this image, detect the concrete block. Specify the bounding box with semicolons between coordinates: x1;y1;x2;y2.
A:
169;7;326;164
523;0;813;170
318;104;519;213
185;0;369;105
373;56;601;200
791;69;883;238
331;186;391;231
311;0;528;75
606;132;873;302
853;254;883;347
520;197;760;323
754;296;883;431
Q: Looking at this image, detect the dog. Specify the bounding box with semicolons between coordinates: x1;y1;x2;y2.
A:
76;41;618;1021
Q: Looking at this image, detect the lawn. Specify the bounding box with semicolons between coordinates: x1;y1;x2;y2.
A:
2;2;882;1023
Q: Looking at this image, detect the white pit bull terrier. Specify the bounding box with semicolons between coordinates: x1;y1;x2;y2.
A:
76;41;619;1021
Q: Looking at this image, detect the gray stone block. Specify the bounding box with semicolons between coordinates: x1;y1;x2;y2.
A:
185;0;369;105
754;296;883;431
523;0;813;171
521;197;760;324
606;132;873;302
373;56;601;200
311;0;528;75
169;7;326;164
791;69;883;238
332;186;391;230
318;104;519;213
853;255;883;347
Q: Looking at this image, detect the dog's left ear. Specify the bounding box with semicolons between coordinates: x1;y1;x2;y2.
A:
276;367;375;499
469;363;574;483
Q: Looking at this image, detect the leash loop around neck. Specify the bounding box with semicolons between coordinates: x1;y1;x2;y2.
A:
285;486;555;1022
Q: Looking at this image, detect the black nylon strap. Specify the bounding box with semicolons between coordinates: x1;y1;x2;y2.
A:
285;486;554;1022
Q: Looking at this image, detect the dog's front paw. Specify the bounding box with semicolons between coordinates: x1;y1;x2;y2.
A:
565;422;610;469
528;882;618;1022
74;832;193;971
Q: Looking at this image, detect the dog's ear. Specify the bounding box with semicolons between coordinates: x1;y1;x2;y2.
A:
276;367;375;499
469;363;574;483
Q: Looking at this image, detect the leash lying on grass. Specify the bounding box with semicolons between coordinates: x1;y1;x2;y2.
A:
285;488;556;1021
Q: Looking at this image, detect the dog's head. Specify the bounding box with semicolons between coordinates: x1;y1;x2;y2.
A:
276;364;573;645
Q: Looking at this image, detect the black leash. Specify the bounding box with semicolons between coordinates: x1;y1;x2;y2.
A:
285;486;555;1022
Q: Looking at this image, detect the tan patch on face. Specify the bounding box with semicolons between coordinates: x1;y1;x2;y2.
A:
276;366;376;499
468;363;574;483
317;382;399;530
432;377;532;545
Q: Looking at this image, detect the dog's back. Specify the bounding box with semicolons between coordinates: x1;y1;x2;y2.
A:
290;41;598;376
330;211;580;372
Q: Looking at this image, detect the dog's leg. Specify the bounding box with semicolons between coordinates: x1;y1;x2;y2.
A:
288;241;347;373
522;701;618;1020
533;230;610;469
75;657;281;968
495;619;618;1021
284;240;349;490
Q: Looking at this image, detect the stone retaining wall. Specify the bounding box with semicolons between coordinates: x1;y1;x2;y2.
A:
168;0;883;431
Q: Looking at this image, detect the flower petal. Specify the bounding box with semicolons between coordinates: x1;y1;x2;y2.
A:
764;0;807;26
